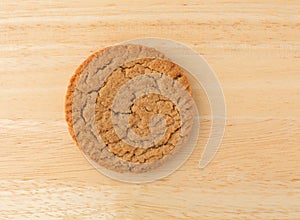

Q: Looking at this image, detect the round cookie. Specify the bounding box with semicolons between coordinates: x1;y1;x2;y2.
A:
65;44;194;173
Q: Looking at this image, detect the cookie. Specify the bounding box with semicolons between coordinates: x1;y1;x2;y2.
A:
65;44;194;173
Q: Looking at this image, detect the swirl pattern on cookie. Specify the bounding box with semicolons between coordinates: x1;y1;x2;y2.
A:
65;44;194;173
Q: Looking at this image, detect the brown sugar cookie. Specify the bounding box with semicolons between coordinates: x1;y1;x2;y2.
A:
65;45;194;173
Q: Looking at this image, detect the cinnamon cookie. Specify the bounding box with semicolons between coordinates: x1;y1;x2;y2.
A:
65;44;194;173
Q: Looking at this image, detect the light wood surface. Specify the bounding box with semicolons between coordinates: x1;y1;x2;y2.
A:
0;0;300;219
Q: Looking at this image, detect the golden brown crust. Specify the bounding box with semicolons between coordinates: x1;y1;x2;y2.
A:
65;45;194;173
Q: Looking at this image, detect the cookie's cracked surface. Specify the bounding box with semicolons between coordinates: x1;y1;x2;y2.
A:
65;45;194;173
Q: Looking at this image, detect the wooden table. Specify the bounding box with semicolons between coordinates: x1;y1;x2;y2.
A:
0;0;299;219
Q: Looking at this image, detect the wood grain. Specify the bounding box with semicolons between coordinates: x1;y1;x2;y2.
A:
0;0;299;219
